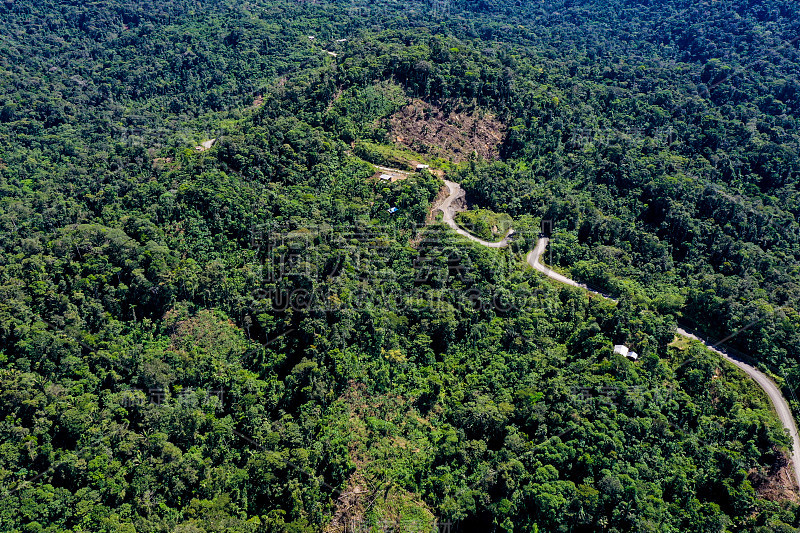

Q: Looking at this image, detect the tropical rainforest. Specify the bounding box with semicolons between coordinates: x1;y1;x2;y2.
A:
0;0;799;531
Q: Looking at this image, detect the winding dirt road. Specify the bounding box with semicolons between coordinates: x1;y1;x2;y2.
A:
434;180;800;490
674;325;800;490
530;240;800;491
436;179;514;247
527;237;606;295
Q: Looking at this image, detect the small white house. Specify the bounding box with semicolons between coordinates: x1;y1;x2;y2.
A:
379;174;392;181
613;345;638;360
415;164;430;171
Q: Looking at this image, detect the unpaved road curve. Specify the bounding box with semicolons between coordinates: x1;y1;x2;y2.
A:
432;179;800;490
436;179;513;248
530;237;800;490
676;326;800;491
528;238;601;294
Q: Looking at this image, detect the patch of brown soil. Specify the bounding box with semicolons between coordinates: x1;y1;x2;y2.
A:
326;479;433;533
324;382;436;532
749;450;800;502
325;472;370;533
426;183;451;224
324;382;378;531
387;99;506;162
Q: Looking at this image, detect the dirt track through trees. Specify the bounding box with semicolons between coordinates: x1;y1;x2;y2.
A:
432;178;800;491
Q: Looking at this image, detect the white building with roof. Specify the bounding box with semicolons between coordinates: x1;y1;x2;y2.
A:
613;345;638;360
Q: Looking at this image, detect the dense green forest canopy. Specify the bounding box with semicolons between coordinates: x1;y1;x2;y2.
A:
1;0;799;531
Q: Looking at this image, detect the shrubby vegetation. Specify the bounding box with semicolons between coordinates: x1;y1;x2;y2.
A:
455;209;513;241
0;0;799;531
